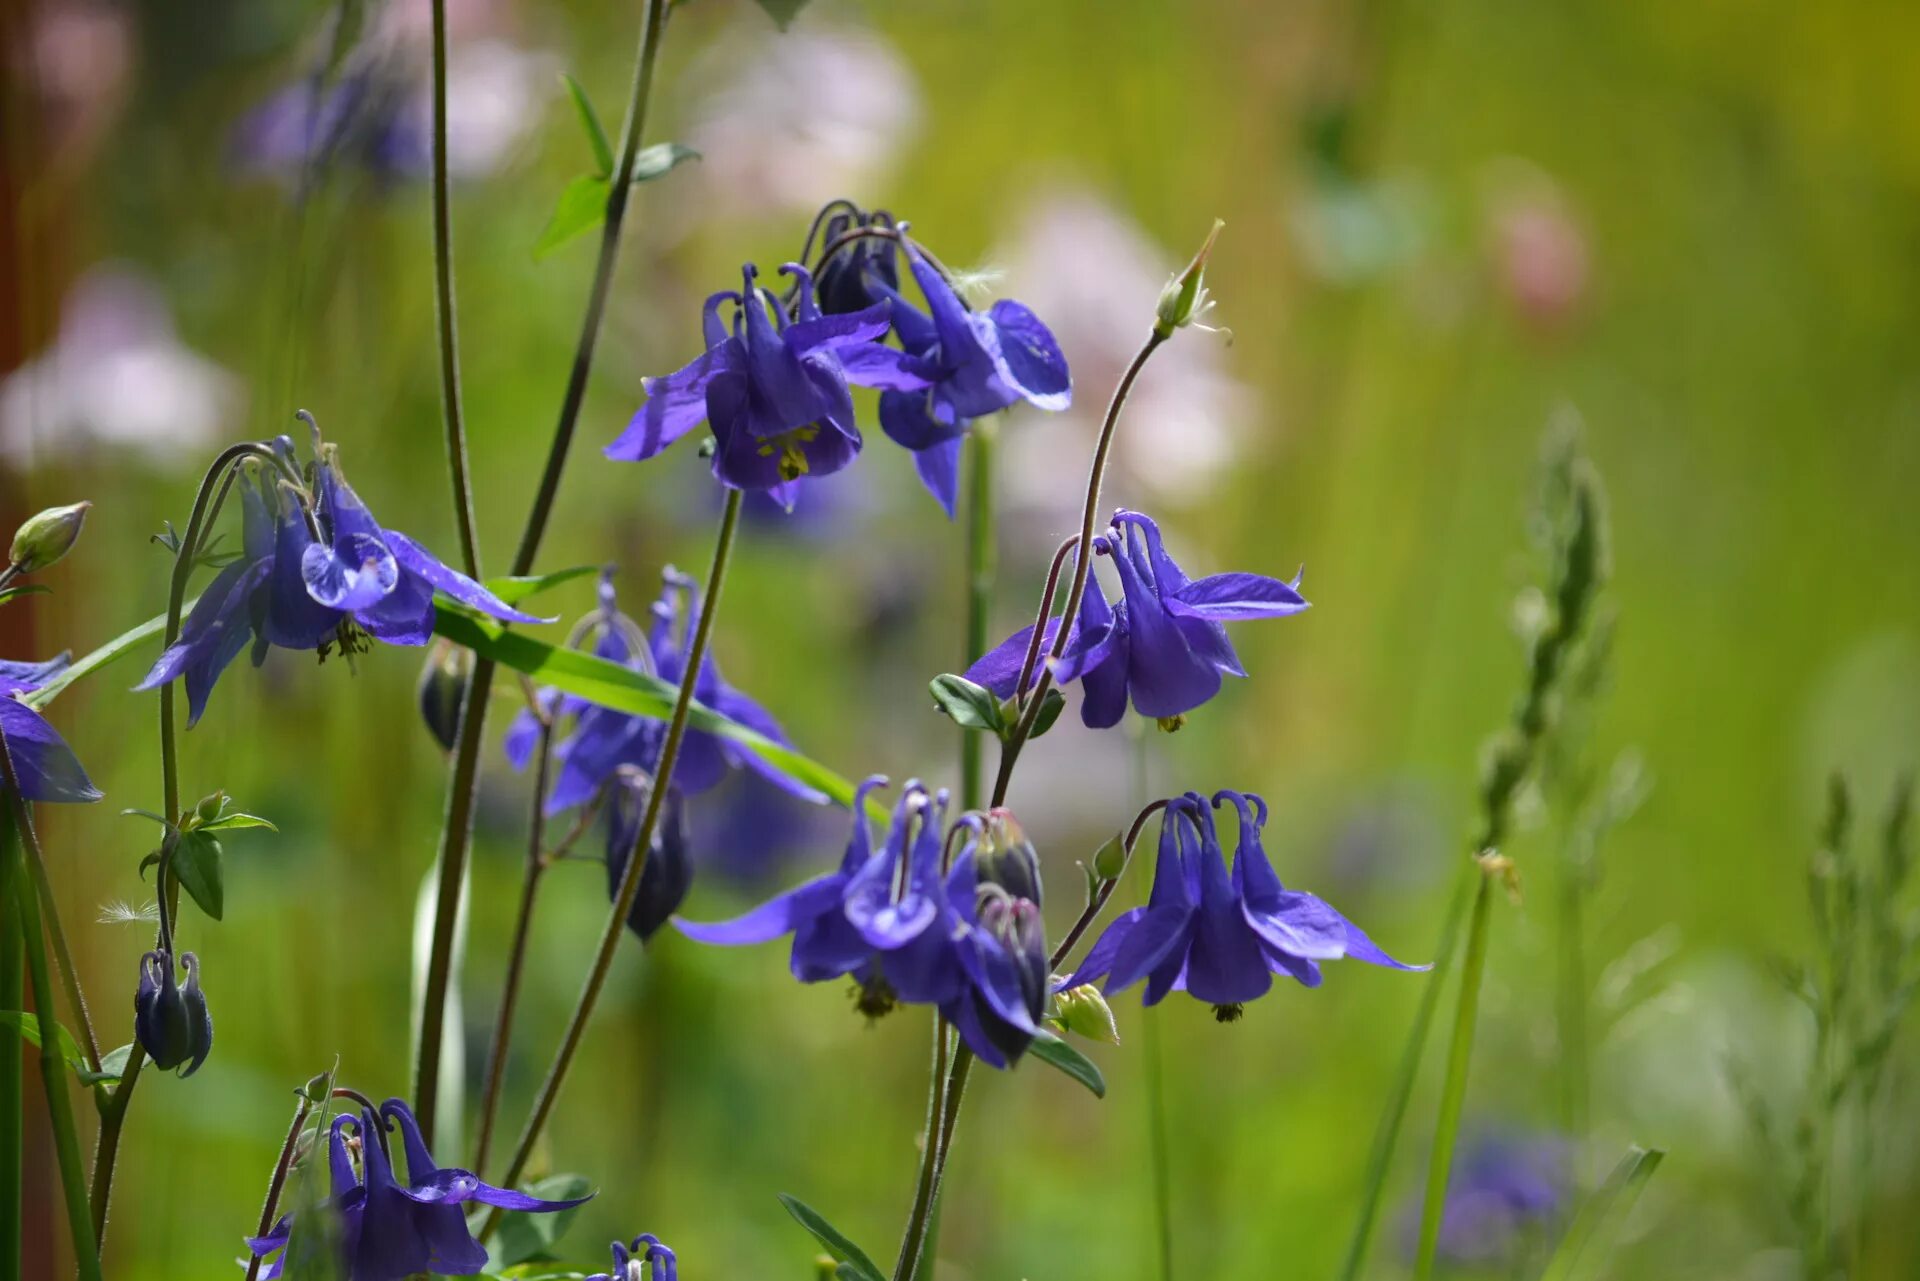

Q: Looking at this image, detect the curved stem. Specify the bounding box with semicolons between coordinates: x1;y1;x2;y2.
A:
1050;799;1168;972
1411;871;1494;1281
91;439;274;1242
990;332;1166;808
415;0;672;1144
488;489;743;1210
1011;535;1081;711
473;716;556;1178
242;1096;312;1281
429;0;480;580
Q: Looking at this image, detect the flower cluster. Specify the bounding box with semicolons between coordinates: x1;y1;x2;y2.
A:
1069;791;1423;1020
678;779;1051;1067
247;1098;587;1281
139;436;542;724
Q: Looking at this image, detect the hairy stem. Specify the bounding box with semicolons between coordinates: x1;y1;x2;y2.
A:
892;1019;952;1281
490;489;743;1209
473;717;555;1178
1411;872;1494;1281
413;0;672;1144
242;1096;312;1281
429;0;480;580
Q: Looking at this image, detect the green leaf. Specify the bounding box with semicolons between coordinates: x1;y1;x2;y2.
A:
752;0;811;29
1537;1146;1665;1281
197;812;277;833
171;831;225;921
78;1043;131;1087
1028;687;1068;739
928;674;1004;734
631;142;700;183
534;175;612;260
121;808;176;831
491;1173;595;1268
0;585;50;605
0;1011;112;1084
23;604;189;711
560;73;615;177
433;604;881;821
777;1194;885;1281
482;565;598;607
1027;1029;1106;1098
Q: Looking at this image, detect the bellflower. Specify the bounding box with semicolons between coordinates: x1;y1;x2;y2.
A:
588;1235;678;1281
858;236;1072;516
966;509;1309;729
140;447;542;723
0;655;100;803
1068;791;1422;1018
132;949;212;1076
604;773;693;942
606;263;927;508
248;1100;589;1281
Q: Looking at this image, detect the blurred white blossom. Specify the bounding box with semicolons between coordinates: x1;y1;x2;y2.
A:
0;266;243;466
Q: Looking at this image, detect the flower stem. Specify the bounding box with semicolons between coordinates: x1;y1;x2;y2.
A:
242;1096;312;1281
489;488;743;1208
413;0;672;1144
891;1019;951;1281
1142;1005;1174;1281
429;0;480;580
472;716;556;1178
990;331;1166;809
1410;870;1495;1281
91;439;275;1242
0;797;102;1281
0;814;19;1281
8;800;98;1071
960;422;996;813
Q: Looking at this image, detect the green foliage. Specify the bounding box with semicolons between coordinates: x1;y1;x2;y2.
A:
561;73;616;178
928;674;1004;734
491;1173;596;1268
1536;1147;1665;1281
169;831;224;920
778;1194;886;1281
0;1013;119;1087
1028;1030;1106;1097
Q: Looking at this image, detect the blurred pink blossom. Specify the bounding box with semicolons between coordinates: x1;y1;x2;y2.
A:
1487;170;1590;331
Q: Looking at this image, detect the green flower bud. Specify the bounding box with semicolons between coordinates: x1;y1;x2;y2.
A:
1153;219;1225;338
193;791;228;826
1054;982;1121;1045
1091;832;1128;882
9;501;91;575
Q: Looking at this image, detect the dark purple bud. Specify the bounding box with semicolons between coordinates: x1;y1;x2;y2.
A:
814;209;898;316
975;809;1043;908
606;777;693;943
134;949;212;1076
416;641;470;752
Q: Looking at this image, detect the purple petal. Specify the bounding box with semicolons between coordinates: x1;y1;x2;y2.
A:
1245;891;1351;961
355;564;437;645
837;343;934;392
911;435;965;519
0;655;68;695
385;531;549;625
674;876;845;945
878;388;963;452
302;531;398;611
606;340;739;462
1061;907;1144;988
0;698;100;803
1168;571;1310;621
964;619;1061;699
1103;906;1194;993
984;299;1071;410
786;299;892;352
1341;918;1429;971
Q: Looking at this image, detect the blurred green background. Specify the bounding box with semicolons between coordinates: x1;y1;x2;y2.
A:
4;0;1920;1276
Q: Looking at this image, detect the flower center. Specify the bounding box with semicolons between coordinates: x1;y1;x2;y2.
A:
1156;714;1187;733
318;619;372;664
756;424;822;481
850;973;897;1022
1212;1002;1244;1024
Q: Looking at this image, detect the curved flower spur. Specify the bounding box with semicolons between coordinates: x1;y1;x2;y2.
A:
1065;791;1424;1021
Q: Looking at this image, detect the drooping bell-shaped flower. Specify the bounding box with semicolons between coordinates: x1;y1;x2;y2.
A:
133;949;212;1076
0;655;101;803
1068;792;1422;1019
606;263;927;509
939;816;1050;1067
863;236;1072;516
604;773;693;943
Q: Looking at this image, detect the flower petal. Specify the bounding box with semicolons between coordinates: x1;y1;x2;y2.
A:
0;698;100;803
837;343;935;392
985;299;1071;411
606;340;739;462
1168;570;1310;621
302;531;398;612
385;531;549;625
674;876;846;945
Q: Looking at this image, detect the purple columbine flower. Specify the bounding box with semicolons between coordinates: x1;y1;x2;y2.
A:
589;1235;678;1281
133;949;212;1077
967;509;1308;730
939;812;1049;1067
605;263;927;508
140;444;543;724
1068;791;1423;1019
1403;1133;1571;1265
247;1099;589;1281
604;773;693;943
0;655;100;804
855;235;1071;517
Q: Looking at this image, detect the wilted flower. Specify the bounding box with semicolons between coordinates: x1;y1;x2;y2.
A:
589;1235;678;1281
605;263;925;507
1068;791;1422;1018
0;656;100;804
133;948;211;1076
247;1099;589;1281
967;509;1308;729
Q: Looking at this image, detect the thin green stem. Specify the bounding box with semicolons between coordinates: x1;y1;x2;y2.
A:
13;794;98;1071
243;1096;312;1281
414;0;672;1143
1412;872;1495;1281
1335;868;1471;1281
1143;1008;1174;1281
473;714;555;1178
0;816;19;1281
1555;848;1589;1142
489;489;743;1210
91;439;275;1242
429;0;480;580
892;1019;952;1281
990;331;1165;809
2;793;101;1281
961;423;995;812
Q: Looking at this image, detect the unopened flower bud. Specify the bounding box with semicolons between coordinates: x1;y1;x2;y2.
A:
976;808;1042;906
9;501;90;576
1054;982;1120;1044
193;790;227;826
416;642;471;753
1154;220;1225;339
134;949;213;1077
1091;832;1128;882
300;1071;333;1102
